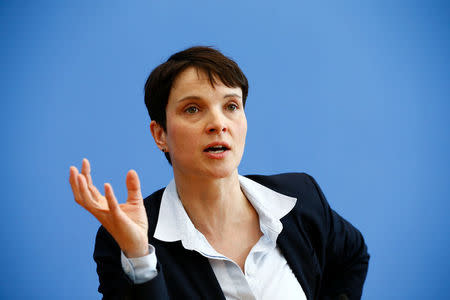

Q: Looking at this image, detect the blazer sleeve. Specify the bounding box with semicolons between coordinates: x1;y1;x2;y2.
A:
308;175;370;300
93;226;170;300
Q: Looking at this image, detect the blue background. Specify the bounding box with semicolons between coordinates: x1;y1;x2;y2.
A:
1;1;449;299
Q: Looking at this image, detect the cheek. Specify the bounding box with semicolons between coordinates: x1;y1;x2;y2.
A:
168;123;198;152
238;116;248;141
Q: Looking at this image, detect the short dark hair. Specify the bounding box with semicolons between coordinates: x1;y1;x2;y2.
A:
144;46;249;164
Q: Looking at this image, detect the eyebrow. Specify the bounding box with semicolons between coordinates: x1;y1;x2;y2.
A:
224;93;242;99
176;93;242;103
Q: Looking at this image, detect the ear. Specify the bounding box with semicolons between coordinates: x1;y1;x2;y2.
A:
150;121;168;151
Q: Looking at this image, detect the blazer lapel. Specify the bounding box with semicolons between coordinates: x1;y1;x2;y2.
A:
154;240;226;300
277;211;320;300
181;248;226;300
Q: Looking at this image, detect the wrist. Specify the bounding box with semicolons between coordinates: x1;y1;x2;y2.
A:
122;239;150;258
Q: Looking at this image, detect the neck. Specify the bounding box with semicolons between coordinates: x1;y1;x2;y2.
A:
173;169;255;237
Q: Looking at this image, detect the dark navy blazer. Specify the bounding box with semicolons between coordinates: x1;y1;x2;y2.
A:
94;173;369;300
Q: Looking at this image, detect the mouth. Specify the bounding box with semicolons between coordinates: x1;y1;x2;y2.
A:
203;143;231;154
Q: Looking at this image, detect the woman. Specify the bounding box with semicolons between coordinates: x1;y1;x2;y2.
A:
69;46;369;299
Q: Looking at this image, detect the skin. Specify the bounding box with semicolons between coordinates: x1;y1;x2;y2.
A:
70;67;261;270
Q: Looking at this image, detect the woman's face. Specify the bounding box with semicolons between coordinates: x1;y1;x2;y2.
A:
153;67;247;180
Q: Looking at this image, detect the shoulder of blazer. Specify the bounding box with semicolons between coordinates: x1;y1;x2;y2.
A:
245;172;331;249
244;172;328;217
244;172;313;197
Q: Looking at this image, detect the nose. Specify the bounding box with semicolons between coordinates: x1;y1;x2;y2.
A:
205;109;227;134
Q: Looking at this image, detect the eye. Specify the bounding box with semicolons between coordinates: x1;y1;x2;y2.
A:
226;103;238;111
185;106;199;114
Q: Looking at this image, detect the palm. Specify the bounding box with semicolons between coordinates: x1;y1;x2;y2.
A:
120;202;147;229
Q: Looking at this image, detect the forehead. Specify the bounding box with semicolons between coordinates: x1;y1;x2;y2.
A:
169;67;242;99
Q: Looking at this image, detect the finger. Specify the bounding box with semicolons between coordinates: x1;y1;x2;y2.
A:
126;169;142;203
88;183;103;202
104;183;120;213
69;166;83;205
80;158;104;201
77;173;94;209
81;158;93;186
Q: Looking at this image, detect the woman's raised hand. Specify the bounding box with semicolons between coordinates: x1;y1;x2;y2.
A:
69;158;149;258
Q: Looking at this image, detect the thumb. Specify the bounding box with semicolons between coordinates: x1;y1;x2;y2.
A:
126;169;142;203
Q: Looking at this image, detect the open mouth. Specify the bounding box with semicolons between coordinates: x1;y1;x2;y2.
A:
203;145;230;154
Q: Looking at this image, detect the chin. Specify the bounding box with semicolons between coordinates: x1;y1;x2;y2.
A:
202;162;240;179
172;159;238;181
